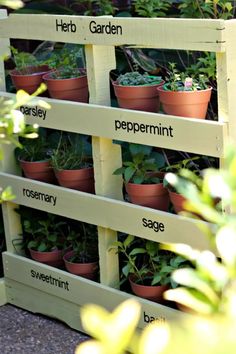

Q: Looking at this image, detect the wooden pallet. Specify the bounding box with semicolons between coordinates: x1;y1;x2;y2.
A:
0;11;235;331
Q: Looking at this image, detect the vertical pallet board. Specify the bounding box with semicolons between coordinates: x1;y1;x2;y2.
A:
85;44;123;287
0;9;10;306
216;20;236;214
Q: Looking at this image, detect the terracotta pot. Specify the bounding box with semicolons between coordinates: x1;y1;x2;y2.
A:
29;248;64;267
125;182;169;211
19;159;55;183
43;72;88;102
63;250;98;279
157;86;212;119
129;276;168;302
54;167;95;193
168;190;187;214
10;65;51;94
112;80;164;112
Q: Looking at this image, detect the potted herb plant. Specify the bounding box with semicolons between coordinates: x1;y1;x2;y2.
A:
63;222;99;280
43;45;88;102
113;143;169;210
16;129;55;183
112;235;187;302
163;152;217;214
23;212;69;267
157;63;212;119
9;46;51;94
51;131;94;192
112;71;164;112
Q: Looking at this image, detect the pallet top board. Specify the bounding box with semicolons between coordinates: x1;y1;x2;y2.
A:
0;13;227;52
0;173;214;251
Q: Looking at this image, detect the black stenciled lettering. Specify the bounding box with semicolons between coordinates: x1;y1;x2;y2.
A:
114;119;174;138
23;188;57;206
20;105;47;120
89;20;122;35
142;217;165;232
30;269;70;291
143;311;166;324
56;19;76;33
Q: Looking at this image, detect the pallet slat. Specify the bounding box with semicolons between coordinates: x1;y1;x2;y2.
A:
0;15;226;51
3;252;190;329
0;93;227;157
0;173;213;251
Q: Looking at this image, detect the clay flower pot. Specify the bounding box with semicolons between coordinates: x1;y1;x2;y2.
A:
129;276;168;302
10;65;51;94
125;182;169;211
168;190;188;214
43;71;88;102
112;80;164;112
19;159;55;183
157;86;212;119
29;248;64;267
63;250;98;279
54;167;95;193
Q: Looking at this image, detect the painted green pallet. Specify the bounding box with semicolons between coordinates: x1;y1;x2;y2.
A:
3;252;189;331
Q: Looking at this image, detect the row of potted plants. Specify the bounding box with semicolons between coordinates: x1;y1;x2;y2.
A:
9;45;88;102
17;207;99;280
16;130;95;193
16;127;218;216
9;47;212;119
17;206;189;305
113;142;218;215
112;63;212;119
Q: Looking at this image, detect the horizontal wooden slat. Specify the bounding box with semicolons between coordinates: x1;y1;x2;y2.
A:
0;173;213;250
3;252;190;328
0;92;227;157
0;14;226;52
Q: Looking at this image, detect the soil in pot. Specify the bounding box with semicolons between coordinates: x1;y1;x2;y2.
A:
10;65;51;94
19;159;55;183
29;248;64;267
157;86;212;119
63;250;98;279
43;72;88;102
54;167;95;192
125;182;169;211
129;275;168;302
112;80;164;112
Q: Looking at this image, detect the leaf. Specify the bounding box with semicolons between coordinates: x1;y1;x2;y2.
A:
172;268;219;305
151;274;162;285
164;288;215;314
122;263;133;278
1;186;15;201
138;322;169;354
124;166;135;182
113;167;125;175
37;242;48;252
129;248;146;256
124;234;134;248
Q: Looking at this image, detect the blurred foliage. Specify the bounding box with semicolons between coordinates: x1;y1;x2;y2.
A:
76;145;236;353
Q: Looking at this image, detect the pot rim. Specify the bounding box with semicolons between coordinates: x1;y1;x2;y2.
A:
112;79;165;88
157;85;212;93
